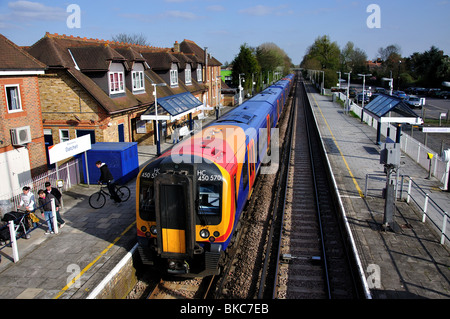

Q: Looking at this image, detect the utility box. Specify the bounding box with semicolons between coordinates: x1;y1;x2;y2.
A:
79;142;139;185
380;142;401;167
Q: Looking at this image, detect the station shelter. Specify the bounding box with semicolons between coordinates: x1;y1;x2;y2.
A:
363;94;424;145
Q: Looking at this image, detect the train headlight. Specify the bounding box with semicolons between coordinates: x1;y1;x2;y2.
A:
150;225;157;235
200;229;210;239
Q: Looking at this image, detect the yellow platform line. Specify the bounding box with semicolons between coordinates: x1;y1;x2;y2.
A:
53;221;136;299
307;89;365;198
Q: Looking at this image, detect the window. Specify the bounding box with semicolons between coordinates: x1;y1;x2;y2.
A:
197;68;202;83
170;69;178;87
5;85;22;113
197;183;222;225
185;68;192;85
132;71;145;92
60;129;70;143
139;183;155;221
109;72;125;94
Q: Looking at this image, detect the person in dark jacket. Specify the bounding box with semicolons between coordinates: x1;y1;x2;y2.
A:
37;189;60;234
96;161;121;203
45;182;65;228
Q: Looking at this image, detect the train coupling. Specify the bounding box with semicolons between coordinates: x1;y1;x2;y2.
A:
167;259;190;274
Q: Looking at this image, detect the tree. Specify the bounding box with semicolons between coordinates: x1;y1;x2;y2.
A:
112;33;149;46
377;44;401;61
340;41;368;75
303;35;340;70
231;44;261;90
301;35;341;88
256;42;292;76
409;46;450;87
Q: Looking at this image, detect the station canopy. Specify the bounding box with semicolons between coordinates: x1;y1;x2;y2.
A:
364;94;423;125
140;92;203;123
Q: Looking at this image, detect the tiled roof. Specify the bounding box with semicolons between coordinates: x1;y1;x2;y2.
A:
0;34;46;71
180;39;222;66
26;33;209;114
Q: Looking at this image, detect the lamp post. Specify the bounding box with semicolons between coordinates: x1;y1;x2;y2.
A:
382;77;394;96
337;71;341;89
358;73;372;122
316;70;325;94
152;82;167;156
216;75;222;119
238;73;245;105
344;71;351;114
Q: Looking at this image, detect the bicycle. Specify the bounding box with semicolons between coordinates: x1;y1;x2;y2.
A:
88;183;131;209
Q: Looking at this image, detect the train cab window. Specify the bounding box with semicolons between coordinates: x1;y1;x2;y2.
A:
197;183;222;225
139;183;155;221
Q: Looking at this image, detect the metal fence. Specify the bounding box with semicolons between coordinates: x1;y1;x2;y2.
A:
6;158;82;211
365;173;449;246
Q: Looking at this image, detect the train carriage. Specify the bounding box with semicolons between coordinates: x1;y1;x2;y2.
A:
136;74;294;276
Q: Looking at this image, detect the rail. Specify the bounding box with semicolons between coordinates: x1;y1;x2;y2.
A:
365;173;449;245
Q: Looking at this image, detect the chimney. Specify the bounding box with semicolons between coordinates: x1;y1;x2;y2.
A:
174;41;180;53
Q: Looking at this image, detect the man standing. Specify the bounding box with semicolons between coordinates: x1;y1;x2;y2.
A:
19;186;35;212
95;161;122;203
37;190;59;235
44;182;65;228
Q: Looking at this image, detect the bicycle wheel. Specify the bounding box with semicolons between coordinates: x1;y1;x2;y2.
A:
89;192;106;209
117;186;131;202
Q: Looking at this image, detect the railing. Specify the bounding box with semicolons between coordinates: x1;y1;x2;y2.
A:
0;198;59;263
365;173;449;246
2;158;81;211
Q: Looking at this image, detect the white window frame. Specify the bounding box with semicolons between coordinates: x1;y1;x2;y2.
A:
108;71;125;94
185;68;192;85
5;84;22;113
59;129;70;143
170;69;178;87
197;67;202;83
132;71;145;92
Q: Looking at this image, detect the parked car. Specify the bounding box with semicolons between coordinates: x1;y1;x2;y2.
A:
349;87;357;98
437;91;450;99
404;95;422;109
427;88;441;97
355;93;370;104
375;87;387;94
393;91;407;99
415;87;428;95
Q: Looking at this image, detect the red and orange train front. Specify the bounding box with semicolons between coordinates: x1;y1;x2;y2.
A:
136;125;247;276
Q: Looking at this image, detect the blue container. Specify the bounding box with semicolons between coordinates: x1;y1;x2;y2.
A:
79;142;139;185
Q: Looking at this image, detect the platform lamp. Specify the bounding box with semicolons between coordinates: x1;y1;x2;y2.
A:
344;71;351;114
358;73;372;123
152;82;167;156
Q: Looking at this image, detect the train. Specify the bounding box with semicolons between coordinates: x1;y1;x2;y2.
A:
136;74;296;277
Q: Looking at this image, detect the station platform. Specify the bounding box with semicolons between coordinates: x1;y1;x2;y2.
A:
305;83;450;299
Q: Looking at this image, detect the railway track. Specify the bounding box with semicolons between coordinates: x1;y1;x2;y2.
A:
273;78;361;299
134;74;363;300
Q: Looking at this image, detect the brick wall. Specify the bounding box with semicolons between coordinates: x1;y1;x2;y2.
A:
0;75;48;176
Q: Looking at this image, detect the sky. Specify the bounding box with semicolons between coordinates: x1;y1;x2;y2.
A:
0;0;449;65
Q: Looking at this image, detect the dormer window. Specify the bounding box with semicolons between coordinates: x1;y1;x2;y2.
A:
132;71;145;91
170;68;178;87
185;66;192;85
197;67;202;83
109;71;125;94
